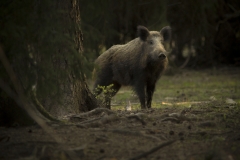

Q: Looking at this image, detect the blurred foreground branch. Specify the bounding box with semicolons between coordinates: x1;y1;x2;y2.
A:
0;45;63;143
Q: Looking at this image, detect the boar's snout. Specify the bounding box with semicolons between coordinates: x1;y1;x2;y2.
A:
158;53;166;60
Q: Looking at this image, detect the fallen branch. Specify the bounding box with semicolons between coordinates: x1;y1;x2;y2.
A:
106;129;165;141
129;140;177;160
161;117;180;123
74;110;148;127
198;121;216;128
77;114;120;128
70;108;115;120
189;130;232;137
126;114;147;125
77;117;102;124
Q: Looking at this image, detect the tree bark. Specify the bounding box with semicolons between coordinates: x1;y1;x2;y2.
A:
70;0;99;112
72;81;98;112
55;0;99;114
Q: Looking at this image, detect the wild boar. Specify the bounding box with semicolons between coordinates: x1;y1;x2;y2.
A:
93;25;171;109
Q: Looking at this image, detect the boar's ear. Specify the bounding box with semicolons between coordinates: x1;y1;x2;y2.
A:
137;25;150;41
160;26;171;42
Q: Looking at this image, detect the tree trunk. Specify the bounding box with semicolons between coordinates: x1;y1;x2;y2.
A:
70;0;99;112
72;81;98;112
54;0;98;113
39;0;98;115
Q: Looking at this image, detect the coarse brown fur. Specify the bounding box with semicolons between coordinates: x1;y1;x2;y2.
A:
94;26;171;109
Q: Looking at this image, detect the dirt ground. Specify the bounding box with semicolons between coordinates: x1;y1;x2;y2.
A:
0;68;240;160
0;105;240;160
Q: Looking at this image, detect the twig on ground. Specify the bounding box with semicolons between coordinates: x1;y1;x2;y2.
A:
77;117;102;124
198;121;216;128
106;129;165;141
129;140;177;160
77;114;120;128
189;130;233;136
126;114;147;125
161;117;180;123
74;111;148;128
70;108;115;119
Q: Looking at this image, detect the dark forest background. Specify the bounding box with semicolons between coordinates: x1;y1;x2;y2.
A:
80;0;240;69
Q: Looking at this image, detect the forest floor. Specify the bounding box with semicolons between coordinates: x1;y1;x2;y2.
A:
1;67;240;160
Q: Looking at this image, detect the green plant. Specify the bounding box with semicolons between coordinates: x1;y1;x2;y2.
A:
94;84;116;107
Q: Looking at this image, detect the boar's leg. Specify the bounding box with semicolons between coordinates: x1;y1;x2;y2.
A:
134;82;146;109
104;82;121;109
146;83;156;108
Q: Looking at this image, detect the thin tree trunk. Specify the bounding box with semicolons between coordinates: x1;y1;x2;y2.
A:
66;0;98;112
35;1;98;115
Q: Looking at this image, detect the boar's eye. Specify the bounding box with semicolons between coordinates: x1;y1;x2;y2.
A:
148;40;154;45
